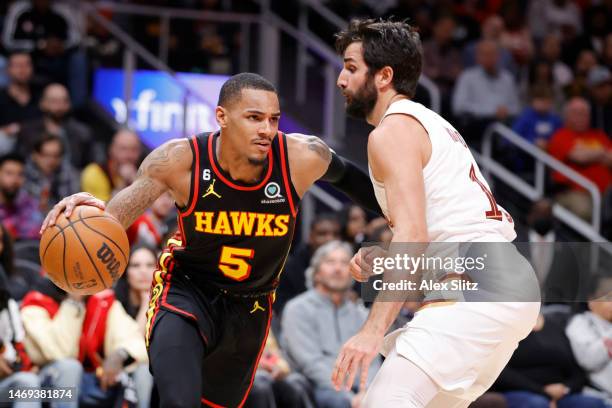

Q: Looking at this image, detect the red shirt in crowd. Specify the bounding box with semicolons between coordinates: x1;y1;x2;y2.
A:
548;128;612;193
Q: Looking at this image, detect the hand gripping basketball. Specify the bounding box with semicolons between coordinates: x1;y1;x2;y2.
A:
39;193;129;295
41;192;106;235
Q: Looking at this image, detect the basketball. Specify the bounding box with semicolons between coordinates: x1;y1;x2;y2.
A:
39;206;130;295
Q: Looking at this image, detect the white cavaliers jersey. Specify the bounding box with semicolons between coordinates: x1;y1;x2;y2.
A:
370;99;516;242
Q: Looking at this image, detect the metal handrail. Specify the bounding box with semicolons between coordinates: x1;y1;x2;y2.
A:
83;2;217;138
480;123;603;238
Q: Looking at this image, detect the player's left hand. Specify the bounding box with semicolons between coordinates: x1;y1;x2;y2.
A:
332;329;383;392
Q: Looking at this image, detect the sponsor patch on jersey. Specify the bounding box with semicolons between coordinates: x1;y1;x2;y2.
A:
262;182;285;204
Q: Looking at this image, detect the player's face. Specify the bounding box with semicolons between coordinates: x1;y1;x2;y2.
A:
314;248;352;292
219;89;281;166
337;42;378;119
127;248;157;293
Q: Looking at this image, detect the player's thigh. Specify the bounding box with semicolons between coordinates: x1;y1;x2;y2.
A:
363;349;439;408
149;311;206;405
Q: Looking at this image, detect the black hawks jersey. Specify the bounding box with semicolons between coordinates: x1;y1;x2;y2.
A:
172;131;300;295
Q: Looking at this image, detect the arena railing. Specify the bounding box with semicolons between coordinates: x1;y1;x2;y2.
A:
477;123;606;243
289;0;441;114
84;2;344;242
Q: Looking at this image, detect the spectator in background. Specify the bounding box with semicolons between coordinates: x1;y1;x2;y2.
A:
499;1;534;69
528;0;582;42
246;331;313;408
0;153;42;240
0;51;41;155
453;39;520;144
603;34;612;71
339;204;367;252
493;312;606;408
21;281;150;408
0;267;40;408
18;83;96;169
2;0;87;106
569;6;609;65
282;241;380;408
512;85;562;150
587;66;612;136
525;60;566;112
540;33;574;89
566;49;598;98
23;133;78;214
114;245;157;335
273;213;340;315
421;14;463;102
81;129;142;202
126;192;174;248
548;97;611;220
566;295;612;405
0;223;24;301
462;15;515;76
516;199;581;304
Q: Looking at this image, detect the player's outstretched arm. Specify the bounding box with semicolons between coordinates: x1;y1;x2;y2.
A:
286;133;381;214
41;139;192;233
332;114;430;392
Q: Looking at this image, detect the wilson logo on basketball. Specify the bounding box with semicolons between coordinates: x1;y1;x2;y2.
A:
97;243;122;280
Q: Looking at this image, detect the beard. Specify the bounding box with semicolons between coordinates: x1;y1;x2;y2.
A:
344;76;378;119
44;110;67;122
1;188;18;203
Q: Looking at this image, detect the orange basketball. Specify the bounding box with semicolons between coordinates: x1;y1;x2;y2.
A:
39;206;130;295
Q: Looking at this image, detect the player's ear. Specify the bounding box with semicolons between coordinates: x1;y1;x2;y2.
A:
216;106;228;128
376;66;394;89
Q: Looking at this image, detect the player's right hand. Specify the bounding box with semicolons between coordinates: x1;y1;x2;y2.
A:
349;246;385;282
40;192;106;234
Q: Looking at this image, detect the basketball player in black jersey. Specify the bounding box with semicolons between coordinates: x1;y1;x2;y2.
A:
41;73;380;407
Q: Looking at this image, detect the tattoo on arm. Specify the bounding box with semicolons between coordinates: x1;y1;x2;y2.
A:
107;178;165;229
107;140;191;228
306;136;332;164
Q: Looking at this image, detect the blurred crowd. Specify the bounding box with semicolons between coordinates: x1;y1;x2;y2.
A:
0;0;607;407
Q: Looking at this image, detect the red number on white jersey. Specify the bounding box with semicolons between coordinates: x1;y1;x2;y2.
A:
469;164;503;221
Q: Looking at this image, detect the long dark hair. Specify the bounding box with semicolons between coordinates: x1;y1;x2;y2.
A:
114;244;158;318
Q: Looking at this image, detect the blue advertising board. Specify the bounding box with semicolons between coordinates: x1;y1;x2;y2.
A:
93;69;228;148
93;68;308;148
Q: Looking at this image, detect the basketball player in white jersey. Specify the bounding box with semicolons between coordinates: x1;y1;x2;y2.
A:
331;19;540;407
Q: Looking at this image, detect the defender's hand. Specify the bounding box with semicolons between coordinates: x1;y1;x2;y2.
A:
350;247;386;282
332;329;383;392
40;193;106;234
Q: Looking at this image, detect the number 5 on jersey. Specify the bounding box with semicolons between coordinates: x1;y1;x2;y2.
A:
219;246;255;281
